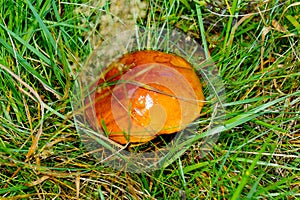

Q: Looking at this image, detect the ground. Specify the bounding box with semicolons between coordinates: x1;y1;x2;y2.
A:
0;0;299;199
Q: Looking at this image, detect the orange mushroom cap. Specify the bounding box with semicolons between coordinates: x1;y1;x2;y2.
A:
85;50;205;144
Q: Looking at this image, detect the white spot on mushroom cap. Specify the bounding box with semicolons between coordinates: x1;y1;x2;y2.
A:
145;93;153;110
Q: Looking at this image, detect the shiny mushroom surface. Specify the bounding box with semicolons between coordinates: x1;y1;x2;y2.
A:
85;50;205;144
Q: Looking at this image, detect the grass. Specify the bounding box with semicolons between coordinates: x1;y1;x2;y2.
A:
0;0;299;199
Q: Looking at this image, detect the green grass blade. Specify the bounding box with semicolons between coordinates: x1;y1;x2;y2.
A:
25;0;60;56
231;134;272;200
0;38;61;96
196;4;209;58
0;23;52;66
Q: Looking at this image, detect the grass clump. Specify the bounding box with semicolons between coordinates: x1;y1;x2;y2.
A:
0;0;299;199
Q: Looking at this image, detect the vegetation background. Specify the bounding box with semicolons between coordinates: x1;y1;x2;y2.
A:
0;0;299;199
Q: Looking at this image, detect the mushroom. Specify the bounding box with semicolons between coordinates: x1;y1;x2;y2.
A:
85;50;205;144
